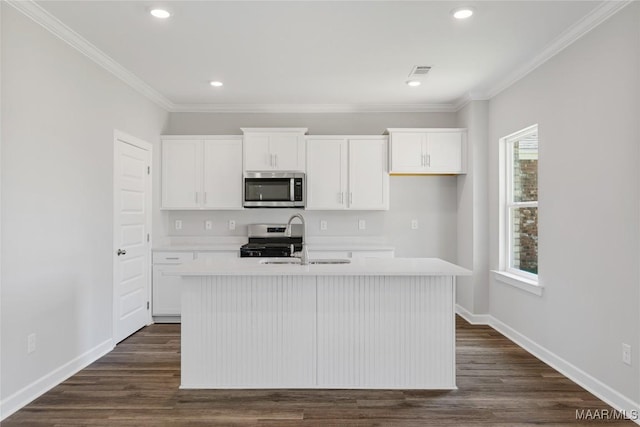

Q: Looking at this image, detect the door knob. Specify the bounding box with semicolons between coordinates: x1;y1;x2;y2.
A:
117;249;127;256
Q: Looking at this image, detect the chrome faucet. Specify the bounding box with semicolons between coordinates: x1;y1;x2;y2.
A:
285;213;309;265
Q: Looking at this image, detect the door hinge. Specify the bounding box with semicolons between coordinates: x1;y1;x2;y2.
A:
147;301;150;310
147;166;150;175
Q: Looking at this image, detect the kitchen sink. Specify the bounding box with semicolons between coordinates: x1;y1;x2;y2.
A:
309;259;351;264
260;259;351;265
260;259;301;265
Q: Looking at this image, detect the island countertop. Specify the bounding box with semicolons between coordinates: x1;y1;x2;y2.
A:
164;257;471;277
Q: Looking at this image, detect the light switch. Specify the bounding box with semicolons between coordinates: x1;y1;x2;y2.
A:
411;219;419;230
228;220;236;231
175;220;182;230
358;219;366;230
320;220;327;231
205;220;212;230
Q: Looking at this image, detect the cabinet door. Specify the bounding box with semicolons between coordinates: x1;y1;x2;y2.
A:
270;135;305;171
390;133;426;173
306;139;347;209
153;262;193;316
162;140;202;208
426;132;463;173
348;140;389;210
244;135;272;170
203;140;243;209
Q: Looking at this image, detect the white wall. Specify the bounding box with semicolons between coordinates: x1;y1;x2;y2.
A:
165;112;459;260
456;101;489;315
488;3;640;404
0;5;168;416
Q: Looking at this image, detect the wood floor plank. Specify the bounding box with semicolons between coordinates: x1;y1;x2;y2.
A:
2;317;634;426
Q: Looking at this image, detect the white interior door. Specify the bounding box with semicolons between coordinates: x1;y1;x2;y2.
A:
113;131;152;344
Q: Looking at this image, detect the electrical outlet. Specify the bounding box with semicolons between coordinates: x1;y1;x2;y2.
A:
358;219;366;230
411;219;419;230
174;220;182;230
623;343;632;365
320;220;327;231
27;333;36;354
228;220;236;231
205;220;212;230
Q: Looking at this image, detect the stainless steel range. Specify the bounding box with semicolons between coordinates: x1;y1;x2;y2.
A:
240;224;303;258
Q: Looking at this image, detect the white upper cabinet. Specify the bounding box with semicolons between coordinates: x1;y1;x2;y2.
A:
306;136;389;210
349;139;388;210
202;139;243;209
387;128;467;174
162;137;243;210
242;128;307;171
162;140;202;208
307;138;348;209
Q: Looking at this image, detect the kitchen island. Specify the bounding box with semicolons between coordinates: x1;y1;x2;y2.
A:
166;257;470;390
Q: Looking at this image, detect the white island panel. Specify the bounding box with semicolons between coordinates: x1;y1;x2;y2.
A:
317;276;455;389
181;275;316;388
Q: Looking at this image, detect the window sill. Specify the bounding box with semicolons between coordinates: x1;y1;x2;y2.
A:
492;270;543;296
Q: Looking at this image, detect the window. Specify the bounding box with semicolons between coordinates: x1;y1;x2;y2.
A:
501;125;538;283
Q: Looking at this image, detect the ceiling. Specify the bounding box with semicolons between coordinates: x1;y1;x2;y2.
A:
26;1;618;112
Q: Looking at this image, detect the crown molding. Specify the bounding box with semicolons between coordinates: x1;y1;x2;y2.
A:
484;0;634;100
6;0;175;111
169;103;458;114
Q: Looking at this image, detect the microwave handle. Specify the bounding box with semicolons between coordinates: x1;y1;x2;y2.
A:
290;178;295;201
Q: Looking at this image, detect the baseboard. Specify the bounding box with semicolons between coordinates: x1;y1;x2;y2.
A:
455;304;491;325
488;316;640;424
0;338;114;421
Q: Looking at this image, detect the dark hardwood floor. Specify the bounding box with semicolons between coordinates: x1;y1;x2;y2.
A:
3;317;633;426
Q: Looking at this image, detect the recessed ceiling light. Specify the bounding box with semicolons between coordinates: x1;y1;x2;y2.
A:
150;9;171;19
452;7;474;20
210;81;224;87
406;80;421;87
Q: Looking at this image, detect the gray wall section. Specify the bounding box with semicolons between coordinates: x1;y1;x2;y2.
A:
456;101;489;315
1;5;168;404
488;3;640;402
167;112;457;135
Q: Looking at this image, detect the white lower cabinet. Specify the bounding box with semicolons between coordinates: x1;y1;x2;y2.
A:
152;252;194;319
309;249;394;259
152;250;238;321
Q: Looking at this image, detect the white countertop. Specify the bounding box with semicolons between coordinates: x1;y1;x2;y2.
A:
164;257;471;277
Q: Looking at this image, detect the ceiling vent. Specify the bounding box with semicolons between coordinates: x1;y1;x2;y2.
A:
409;66;432;78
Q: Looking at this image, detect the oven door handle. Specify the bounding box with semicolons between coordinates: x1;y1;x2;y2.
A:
290;178;295;201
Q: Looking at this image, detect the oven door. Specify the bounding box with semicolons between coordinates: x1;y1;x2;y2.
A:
244;172;302;208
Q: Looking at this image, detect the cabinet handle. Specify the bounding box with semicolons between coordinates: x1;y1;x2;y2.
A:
204;192;207;205
274;154;278;168
339;192;344;204
165;257;179;260
349;192;353;205
195;192;199;204
426;154;431;167
117;249;127;256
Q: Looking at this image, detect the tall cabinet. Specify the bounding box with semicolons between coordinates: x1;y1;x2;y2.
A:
306;136;389;210
161;136;243;209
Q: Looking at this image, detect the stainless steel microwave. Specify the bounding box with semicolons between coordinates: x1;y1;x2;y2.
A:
243;172;305;208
